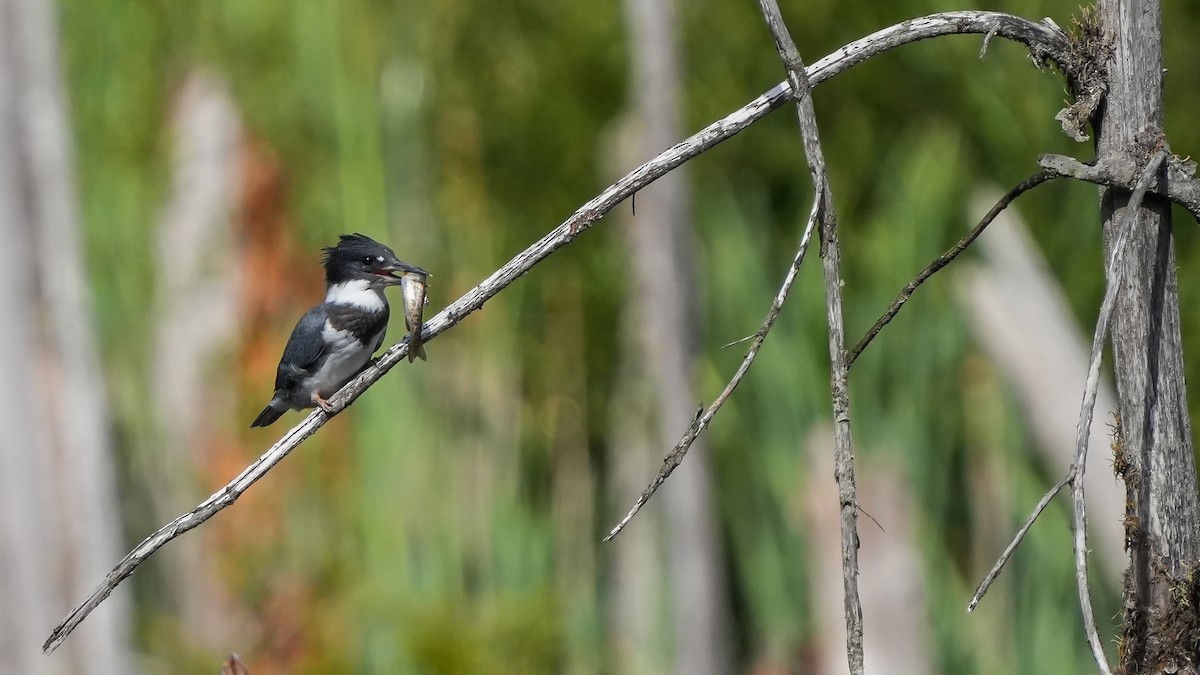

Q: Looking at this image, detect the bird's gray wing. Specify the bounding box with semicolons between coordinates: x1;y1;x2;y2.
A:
273;306;328;390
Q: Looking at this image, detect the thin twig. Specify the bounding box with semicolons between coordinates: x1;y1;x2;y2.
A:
969;150;1166;675
857;505;885;533
969;151;1164;611
979;26;1000;58
1071;149;1165;675
847;169;1060;366
755;1;862;672
604;194;822;541
44;10;1071;655
602;10;1064;539
967;473;1074;612
721;333;757;349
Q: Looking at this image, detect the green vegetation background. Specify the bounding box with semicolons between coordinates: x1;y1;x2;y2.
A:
57;0;1200;672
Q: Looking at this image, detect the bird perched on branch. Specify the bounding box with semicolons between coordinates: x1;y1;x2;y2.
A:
250;233;428;427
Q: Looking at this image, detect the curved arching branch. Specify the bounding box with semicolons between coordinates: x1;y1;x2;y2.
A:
44;11;1071;654
601;12;1068;538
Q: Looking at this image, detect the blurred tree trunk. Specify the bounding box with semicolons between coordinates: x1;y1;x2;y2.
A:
1096;1;1200;672
151;70;246;651
613;0;733;673
0;0;132;672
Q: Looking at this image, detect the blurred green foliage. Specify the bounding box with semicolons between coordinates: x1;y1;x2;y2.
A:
57;0;1200;672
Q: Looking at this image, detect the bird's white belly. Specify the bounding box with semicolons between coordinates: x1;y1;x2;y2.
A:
305;323;378;398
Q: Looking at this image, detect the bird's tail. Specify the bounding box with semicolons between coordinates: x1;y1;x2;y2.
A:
250;395;288;428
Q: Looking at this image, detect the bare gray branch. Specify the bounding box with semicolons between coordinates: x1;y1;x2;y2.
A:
970;151;1167;675
754;0;862;670
1039;152;1200;221
604;194;821;542
45;10;1072;654
849;169;1060;366
1071;149;1166;675
604;10;1066;544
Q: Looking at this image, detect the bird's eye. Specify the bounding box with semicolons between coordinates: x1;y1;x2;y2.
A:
362;256;374;265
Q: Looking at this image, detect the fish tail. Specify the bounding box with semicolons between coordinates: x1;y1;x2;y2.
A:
408;340;427;363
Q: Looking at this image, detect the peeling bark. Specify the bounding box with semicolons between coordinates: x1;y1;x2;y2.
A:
1095;0;1200;672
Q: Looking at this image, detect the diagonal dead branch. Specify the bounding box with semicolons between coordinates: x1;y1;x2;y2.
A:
755;0;862;671
46;66;790;661
848;169;1061;366
45;10;1072;655
968;473;1075;613
970;150;1167;675
604;11;1064;541
604;193;821;542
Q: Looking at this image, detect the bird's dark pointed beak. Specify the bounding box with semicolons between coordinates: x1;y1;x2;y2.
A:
393;260;428;276
378;260;429;285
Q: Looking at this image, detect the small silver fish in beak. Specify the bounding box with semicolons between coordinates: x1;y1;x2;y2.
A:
400;271;429;362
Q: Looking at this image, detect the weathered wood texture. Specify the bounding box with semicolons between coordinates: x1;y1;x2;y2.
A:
754;1;863;671
1096;0;1200;672
47;11;1073;654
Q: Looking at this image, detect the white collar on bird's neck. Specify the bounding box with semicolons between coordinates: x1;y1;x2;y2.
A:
325;278;386;311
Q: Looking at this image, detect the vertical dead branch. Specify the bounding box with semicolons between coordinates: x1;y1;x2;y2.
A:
1096;0;1200;672
815;111;865;675
754;1;863;672
968;151;1163;675
48;11;1074;653
1071;149;1165;675
804;426;933;674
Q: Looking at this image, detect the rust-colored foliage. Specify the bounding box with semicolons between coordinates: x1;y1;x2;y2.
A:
237;135;323;383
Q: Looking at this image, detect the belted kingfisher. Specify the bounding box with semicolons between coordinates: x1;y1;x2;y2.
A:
250;233;428;428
